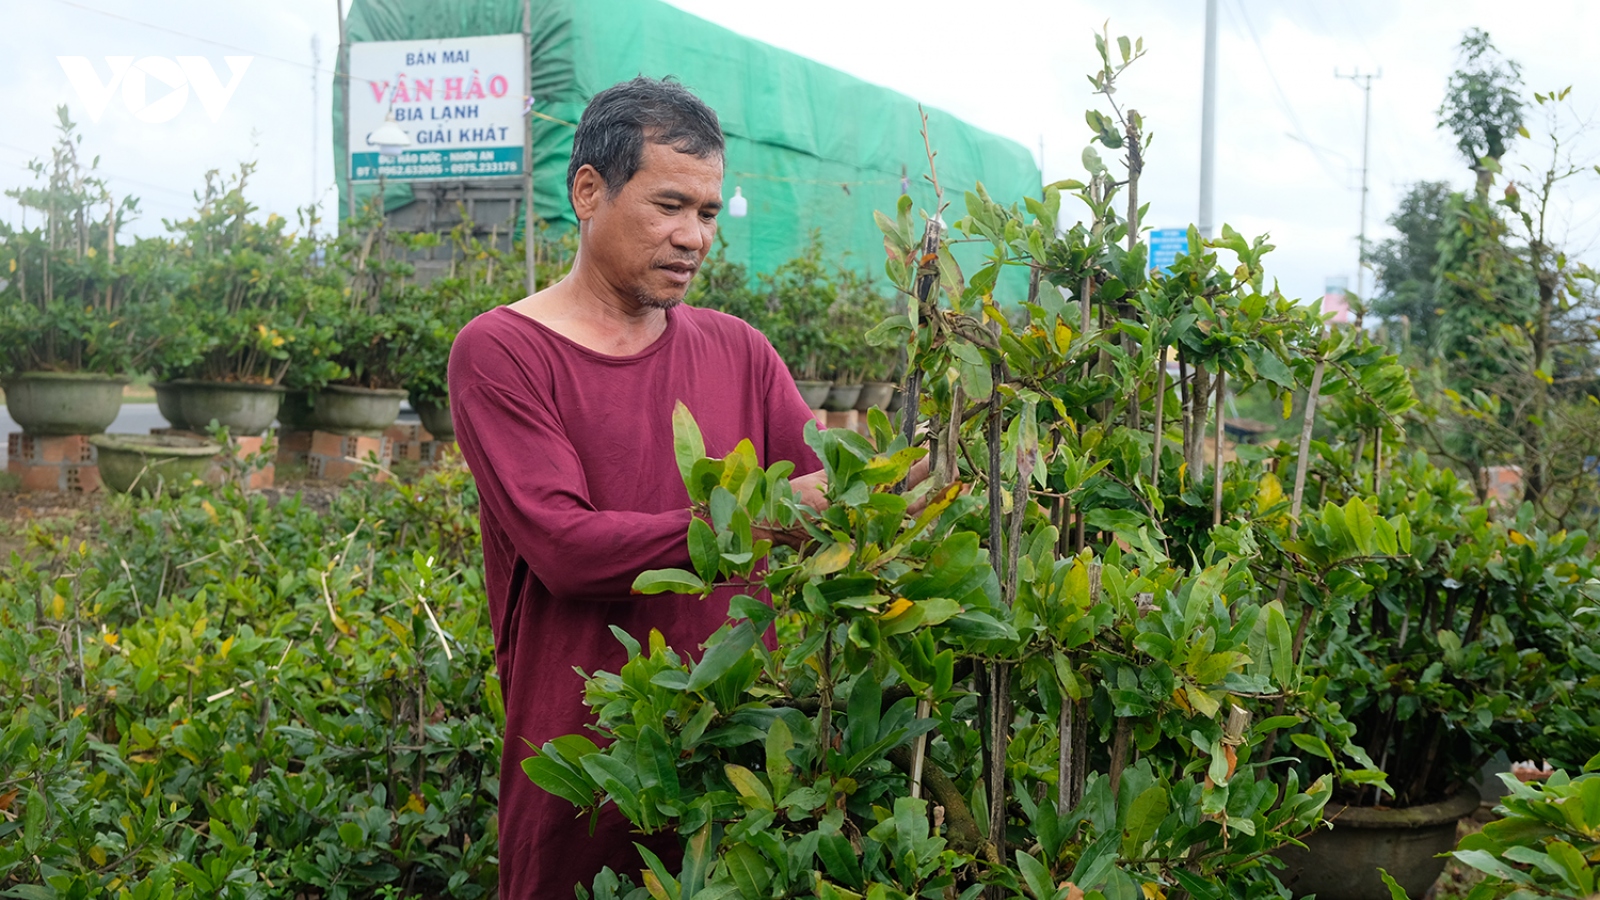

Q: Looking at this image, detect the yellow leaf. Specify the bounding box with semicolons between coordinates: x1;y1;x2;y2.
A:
879;598;914;621
7;258;14;272
804;541;855;578
89;846;107;866
1142;883;1166;900
202;501;219;523
1055;322;1074;348
1257;472;1283;508
1171;687;1193;714
218;635;234;658
51;593;66;620
642;871;670;900
1509;530;1530;546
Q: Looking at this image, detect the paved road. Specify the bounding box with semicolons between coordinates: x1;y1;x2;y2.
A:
1;402;421;466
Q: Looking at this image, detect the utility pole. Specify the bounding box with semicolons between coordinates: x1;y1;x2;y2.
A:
310;33;321;241
1198;0;1218;238
1337;68;1380;307
523;0;536;295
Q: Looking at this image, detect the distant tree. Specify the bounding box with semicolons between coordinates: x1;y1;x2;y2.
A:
1437;28;1526;197
1368;181;1452;350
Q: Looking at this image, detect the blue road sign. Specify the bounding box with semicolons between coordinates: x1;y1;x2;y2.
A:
1149;228;1189;274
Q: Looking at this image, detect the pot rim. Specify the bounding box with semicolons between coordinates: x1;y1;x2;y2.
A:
5;371;131;385
167;378;287;393
89;433;221;457
1322;790;1481;829
322;383;410;398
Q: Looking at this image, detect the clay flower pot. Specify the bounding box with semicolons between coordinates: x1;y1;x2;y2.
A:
3;371;128;435
1274;791;1481;900
90;433;221;496
823;383;863;412
795;380;831;410
301;384;409;437
411;396;454;442
170;379;286;436
855;381;896;411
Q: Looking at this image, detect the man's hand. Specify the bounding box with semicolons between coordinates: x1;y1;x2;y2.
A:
791;471;829;514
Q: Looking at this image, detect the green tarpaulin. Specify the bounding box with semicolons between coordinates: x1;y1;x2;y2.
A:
336;0;1042;288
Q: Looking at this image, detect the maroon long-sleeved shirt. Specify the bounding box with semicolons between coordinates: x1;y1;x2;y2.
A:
449;303;820;899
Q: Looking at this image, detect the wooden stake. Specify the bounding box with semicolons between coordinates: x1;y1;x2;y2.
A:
1213;370;1226;527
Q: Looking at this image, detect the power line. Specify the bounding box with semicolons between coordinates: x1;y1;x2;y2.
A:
1224;0;1344;185
50;0;374;86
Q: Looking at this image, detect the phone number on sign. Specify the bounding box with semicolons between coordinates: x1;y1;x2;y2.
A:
355;160;520;179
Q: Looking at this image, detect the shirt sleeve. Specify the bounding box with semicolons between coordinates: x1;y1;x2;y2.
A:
452;381;693;602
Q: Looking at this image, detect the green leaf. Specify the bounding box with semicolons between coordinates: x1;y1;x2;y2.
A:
724;763;773;810
673;401;707;485
817;833;864;888
723;843;772;897
636;726;680;798
632;568;706;596
1120;785;1169;857
765;717;794;804
1289;733;1334;761
1376;869;1410;900
686;622;757;692
1452;849;1532;884
338;822;365;849
523;753;595;808
1264;601;1293;687
1345;497;1377;556
1016;850;1054;900
688;517;718;585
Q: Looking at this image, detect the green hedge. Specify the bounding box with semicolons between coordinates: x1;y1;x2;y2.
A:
0;464;498;900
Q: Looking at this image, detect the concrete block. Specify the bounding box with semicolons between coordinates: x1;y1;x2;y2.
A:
824;410;860;432
65;465;101;494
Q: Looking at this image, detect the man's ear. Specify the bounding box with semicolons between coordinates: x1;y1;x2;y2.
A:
570;164;609;221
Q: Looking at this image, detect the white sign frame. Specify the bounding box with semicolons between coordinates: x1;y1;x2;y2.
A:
347;34;526;183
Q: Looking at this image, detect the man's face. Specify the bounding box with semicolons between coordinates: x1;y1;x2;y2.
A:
576;140;724;309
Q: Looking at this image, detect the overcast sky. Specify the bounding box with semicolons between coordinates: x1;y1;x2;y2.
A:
2;0;1596;304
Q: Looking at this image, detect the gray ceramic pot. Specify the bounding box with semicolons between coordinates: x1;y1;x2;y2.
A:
1274;791;1480;900
172;380;285;436
412;396;454;441
90;433;221;495
151;382;189;431
795;380;831;410
855;381;896;411
823;383;863;412
304;384;409;437
3;372;127;435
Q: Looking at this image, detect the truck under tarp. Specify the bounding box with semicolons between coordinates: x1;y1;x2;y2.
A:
335;0;1042;288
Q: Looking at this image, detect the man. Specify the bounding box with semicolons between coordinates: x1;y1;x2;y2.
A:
448;77;828;898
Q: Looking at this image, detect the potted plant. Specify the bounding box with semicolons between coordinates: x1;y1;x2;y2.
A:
0;107;151;435
1262;342;1597;899
397;218;535;443
146;163;331;435
762;244;837;409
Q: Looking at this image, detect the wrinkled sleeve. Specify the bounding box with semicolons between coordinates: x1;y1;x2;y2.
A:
452;381;692;601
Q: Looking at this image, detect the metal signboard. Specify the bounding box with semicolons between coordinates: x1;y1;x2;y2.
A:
348;34;525;183
1148;228;1189;274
